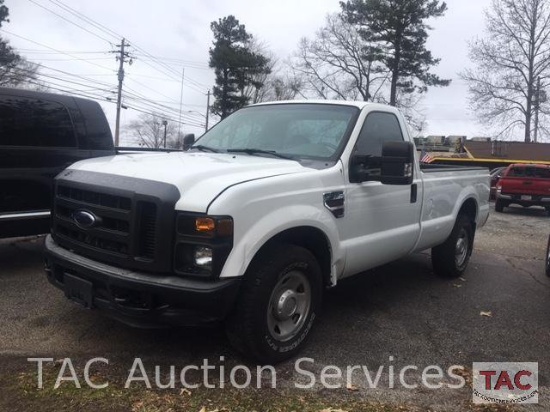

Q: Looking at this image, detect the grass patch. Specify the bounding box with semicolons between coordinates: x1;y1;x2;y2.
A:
1;360;516;412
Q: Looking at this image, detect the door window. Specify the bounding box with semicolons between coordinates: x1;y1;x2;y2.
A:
354;111;404;156
351;111;404;179
0;95;76;147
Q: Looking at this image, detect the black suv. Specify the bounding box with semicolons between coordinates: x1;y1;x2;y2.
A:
0;88;115;238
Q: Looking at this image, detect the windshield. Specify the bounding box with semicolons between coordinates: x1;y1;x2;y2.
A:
193;103;360;160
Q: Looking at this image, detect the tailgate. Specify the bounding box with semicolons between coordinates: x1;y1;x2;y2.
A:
501;178;550;195
500;166;550;196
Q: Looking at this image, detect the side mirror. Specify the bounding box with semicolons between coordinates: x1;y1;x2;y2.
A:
183;134;195;151
379;141;414;185
349;154;380;183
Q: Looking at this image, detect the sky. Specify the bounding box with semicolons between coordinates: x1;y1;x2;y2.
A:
2;0;494;144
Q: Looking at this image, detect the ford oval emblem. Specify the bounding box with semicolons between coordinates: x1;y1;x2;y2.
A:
72;210;98;229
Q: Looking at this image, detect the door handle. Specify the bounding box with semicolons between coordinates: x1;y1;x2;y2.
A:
410;183;418;203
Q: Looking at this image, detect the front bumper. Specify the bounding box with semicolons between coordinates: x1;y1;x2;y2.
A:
44;235;241;327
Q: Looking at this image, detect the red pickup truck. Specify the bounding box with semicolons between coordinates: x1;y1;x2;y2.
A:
495;164;550;214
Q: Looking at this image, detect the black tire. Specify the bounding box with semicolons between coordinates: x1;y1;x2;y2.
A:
546;235;550;277
432;214;475;279
225;244;322;364
495;199;505;213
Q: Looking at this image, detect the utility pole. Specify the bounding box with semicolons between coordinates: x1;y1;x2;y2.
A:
205;89;210;132
534;76;541;143
162;120;168;148
178;68;185;138
114;38;132;146
534;77;547;143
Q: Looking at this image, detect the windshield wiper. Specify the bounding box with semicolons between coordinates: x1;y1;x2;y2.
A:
226;148;294;160
190;145;219;153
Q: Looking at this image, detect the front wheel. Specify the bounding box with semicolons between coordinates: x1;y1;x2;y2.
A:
432;214;474;278
225;244;322;364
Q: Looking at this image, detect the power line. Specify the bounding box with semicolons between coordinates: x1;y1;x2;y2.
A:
24;79;112;101
47;0;122;41
13;0;210;119
46;0;208;93
37;64;116;88
23;56;204;125
16;68;113;95
11;64;116;96
125;77;181;104
23;79;202;129
122;93;205;127
124;72;200;82
20;0;210;95
18;48;108;54
37;72;113;93
0;29;114;72
27;57;113;61
26;0;113;44
121;85;205;120
123;103;203;127
132;54;210;66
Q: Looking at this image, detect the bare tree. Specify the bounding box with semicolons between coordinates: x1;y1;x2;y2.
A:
384;89;427;135
462;0;550;142
0;44;40;87
0;1;40;88
127;114;179;149
248;72;304;102
241;38;276;103
231;37;304;103
291;13;388;101
266;75;304;101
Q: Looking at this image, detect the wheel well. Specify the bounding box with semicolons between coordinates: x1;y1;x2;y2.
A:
257;226;332;287
459;198;477;225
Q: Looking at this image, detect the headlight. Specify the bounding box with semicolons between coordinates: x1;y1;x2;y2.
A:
174;213;233;277
194;246;213;268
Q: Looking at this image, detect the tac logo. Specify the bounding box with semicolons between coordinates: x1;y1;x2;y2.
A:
472;362;538;404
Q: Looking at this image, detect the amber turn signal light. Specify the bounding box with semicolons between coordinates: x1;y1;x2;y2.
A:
195;217;216;233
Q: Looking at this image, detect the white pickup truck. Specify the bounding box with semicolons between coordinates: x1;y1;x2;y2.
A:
44;101;489;363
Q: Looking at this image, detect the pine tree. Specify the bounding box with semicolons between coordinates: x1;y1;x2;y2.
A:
341;0;450;106
209;16;271;118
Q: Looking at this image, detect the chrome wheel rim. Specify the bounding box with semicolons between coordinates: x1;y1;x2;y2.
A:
267;270;311;342
455;228;469;268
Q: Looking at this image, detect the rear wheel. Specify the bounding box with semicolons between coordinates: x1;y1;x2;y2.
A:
432;214;474;279
546;236;550;277
495;199;505;212
225;244;322;364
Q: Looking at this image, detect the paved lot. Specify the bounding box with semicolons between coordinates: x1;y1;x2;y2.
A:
1;203;549;410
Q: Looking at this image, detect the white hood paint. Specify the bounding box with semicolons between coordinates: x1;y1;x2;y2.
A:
68;152;311;212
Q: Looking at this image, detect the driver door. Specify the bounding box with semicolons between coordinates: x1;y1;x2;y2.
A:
340;111;422;277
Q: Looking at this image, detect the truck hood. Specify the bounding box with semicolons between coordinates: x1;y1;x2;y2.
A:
68;152;310;212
